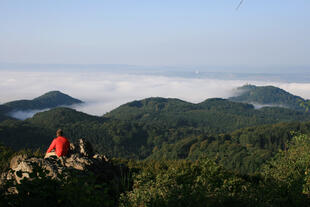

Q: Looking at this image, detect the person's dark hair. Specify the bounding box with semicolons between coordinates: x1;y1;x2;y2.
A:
56;129;63;136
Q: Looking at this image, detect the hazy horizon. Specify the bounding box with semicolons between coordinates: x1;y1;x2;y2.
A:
1;1;310;117
1;68;310;119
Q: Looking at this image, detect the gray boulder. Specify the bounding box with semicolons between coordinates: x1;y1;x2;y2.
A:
1;138;125;188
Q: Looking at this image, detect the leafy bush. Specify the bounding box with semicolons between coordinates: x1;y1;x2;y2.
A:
261;133;310;206
120;159;263;207
121;133;310;207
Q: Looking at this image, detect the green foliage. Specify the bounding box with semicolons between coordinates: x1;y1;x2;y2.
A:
0;105;14;122
2;87;310;206
149;122;310;173
0;119;52;150
3;134;310;206
120;136;310;207
299;100;310;112
2;105;310;174
261;134;310;205
119;159;269;207
1;90;310;176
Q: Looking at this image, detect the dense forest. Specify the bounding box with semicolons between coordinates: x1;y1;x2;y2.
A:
0;104;309;173
1;85;310;206
1;88;310;173
2;134;310;206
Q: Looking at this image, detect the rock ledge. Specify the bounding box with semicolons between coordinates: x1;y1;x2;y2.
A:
1;139;123;187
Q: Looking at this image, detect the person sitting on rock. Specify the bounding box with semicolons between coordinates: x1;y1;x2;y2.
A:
45;129;70;158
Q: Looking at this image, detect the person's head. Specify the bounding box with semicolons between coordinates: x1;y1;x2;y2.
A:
56;129;63;137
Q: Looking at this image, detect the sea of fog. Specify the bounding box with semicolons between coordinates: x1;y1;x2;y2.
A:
1;67;310;119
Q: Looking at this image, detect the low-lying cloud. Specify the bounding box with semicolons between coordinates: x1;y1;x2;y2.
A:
1;70;310;117
251;103;288;110
9;109;50;120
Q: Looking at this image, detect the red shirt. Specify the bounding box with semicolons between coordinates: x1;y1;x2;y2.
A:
46;136;70;157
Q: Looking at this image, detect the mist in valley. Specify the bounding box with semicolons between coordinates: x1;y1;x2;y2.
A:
1;69;310;118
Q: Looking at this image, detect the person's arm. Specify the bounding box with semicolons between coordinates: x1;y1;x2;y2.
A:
46;139;56;154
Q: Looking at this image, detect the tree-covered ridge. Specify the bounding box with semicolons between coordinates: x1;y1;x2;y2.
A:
2;86;310;206
0;108;149;158
105;97;310;131
0;114;13;122
0;105;11;114
229;84;309;111
0;119;53;150
0;105;14;121
148;121;310;173
28;107;105;128
1;106;310;174
104;97;195;120
1;85;310;175
2;91;83;111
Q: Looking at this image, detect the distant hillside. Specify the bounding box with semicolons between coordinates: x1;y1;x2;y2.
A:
0;119;52;150
1;104;310;173
104;97;310;132
0;105;11;114
3;91;83;112
0;105;14;122
28;107;105;128
0;114;11;122
2;86;310;174
1;108;148;158
229;84;309;111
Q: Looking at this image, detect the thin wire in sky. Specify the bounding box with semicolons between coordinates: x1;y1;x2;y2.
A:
236;0;244;10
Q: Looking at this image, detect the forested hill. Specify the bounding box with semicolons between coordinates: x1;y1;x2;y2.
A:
2;91;83;112
0;105;12;116
0;105;14;121
148;121;310;173
28;107;105;128
0;114;12;122
1;86;310;174
1;106;310;173
229;84;310;111
104;97;310;132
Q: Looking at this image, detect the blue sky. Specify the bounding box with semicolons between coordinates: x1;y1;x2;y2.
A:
1;0;310;72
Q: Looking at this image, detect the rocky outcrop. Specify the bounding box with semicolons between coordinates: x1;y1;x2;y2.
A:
1;139;126;189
